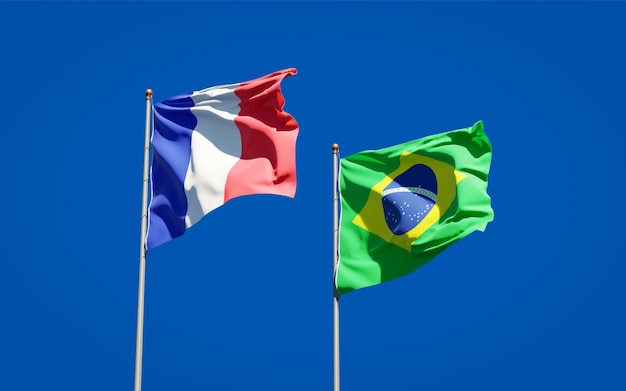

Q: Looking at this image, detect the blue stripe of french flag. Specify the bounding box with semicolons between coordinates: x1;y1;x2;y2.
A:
146;69;299;250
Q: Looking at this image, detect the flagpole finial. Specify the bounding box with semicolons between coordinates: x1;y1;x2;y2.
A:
332;143;339;154
145;89;153;100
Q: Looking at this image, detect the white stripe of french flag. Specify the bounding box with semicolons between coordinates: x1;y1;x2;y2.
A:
147;69;299;250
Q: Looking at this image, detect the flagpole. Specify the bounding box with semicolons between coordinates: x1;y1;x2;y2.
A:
332;143;340;391
134;88;152;391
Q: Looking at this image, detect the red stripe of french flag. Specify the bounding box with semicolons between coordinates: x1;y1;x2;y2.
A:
227;68;299;201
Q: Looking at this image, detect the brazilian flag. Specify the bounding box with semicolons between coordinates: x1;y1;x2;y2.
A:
336;121;493;295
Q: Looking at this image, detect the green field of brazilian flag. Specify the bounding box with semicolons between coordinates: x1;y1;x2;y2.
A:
336;121;494;295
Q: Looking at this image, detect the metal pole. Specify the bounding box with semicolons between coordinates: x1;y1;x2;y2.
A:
332;143;340;391
134;88;153;391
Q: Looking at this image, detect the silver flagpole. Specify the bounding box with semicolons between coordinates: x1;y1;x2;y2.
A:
332;143;340;391
134;88;153;391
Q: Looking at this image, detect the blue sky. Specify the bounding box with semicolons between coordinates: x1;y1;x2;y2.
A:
1;1;625;390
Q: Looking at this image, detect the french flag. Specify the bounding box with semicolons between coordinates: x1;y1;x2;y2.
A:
146;69;299;250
